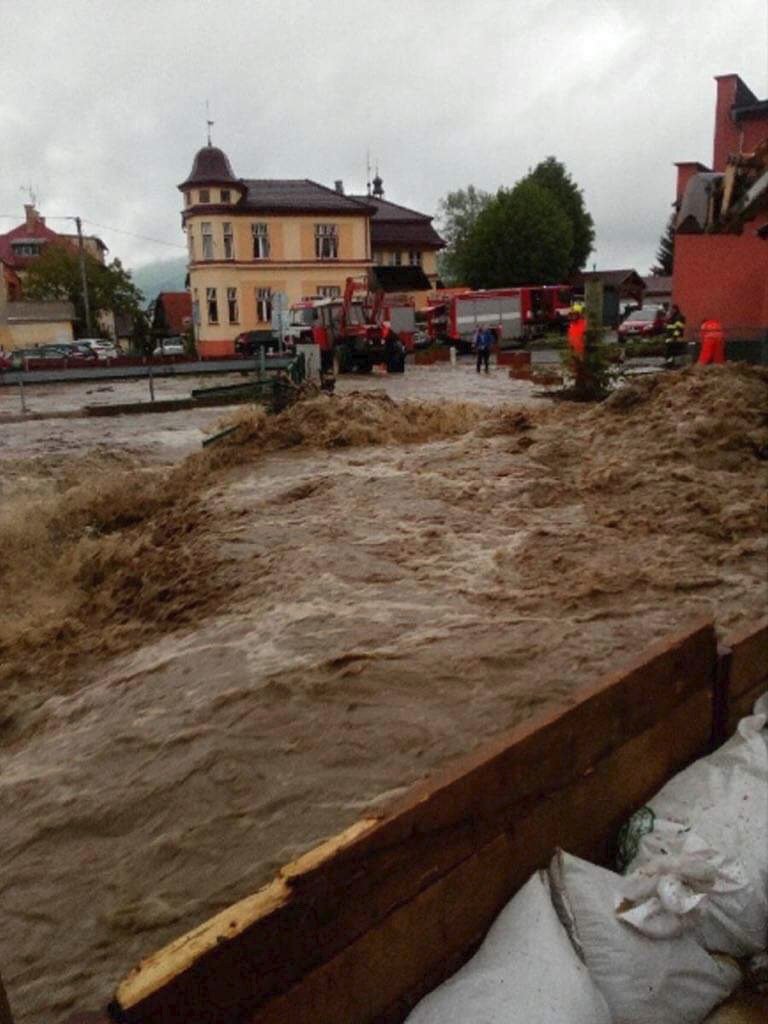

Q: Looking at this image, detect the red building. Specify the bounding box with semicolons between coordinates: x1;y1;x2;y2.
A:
673;74;768;341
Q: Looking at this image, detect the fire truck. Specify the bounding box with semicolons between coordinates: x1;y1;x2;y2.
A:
287;278;415;373
426;285;572;350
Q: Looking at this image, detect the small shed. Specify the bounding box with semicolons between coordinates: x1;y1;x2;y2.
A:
572;269;645;327
643;275;673;306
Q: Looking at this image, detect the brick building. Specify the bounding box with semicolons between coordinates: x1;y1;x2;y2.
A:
672;74;768;341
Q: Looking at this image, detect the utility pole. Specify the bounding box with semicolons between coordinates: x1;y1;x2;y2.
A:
75;216;93;336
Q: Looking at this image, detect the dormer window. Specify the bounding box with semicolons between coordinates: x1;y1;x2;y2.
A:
220;189;231;203
199;189;210;204
11;241;42;257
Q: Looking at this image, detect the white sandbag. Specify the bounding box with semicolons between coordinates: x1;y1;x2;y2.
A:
622;697;768;957
405;871;611;1024
549;850;741;1024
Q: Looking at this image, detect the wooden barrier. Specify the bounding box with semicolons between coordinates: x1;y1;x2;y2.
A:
111;618;723;1024
722;616;768;734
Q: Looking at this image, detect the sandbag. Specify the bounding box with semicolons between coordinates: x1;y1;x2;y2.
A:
549;850;741;1024
405;871;611;1024
621;696;768;957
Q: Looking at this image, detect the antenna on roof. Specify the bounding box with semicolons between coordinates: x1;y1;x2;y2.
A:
20;183;38;207
366;148;371;195
205;100;214;146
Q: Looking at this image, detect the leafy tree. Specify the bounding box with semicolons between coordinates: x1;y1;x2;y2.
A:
651;213;675;275
524;157;594;275
457;180;573;288
24;244;145;337
436;185;491;284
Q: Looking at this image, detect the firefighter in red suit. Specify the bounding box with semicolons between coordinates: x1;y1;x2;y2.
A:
698;319;725;365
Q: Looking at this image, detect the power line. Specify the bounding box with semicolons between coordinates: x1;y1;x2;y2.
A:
0;213;185;249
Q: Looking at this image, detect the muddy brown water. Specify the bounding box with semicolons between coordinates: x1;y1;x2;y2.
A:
0;364;766;1022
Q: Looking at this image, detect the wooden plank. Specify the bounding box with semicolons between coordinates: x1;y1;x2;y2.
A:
112;618;717;1024
247;687;713;1024
726;617;768;697
0;973;14;1024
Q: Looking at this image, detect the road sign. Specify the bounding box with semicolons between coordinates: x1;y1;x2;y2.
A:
271;291;289;351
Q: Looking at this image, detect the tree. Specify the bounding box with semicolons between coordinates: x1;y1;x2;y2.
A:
651;213;675;275
524;157;594;276
457;180;573;289
24;244;145;337
436;185;490;284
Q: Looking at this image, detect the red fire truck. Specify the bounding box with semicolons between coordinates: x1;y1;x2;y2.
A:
426;285;572;350
288;278;415;372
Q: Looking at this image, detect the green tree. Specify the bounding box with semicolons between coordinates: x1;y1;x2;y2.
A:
24;244;145;337
651;213;675;275
524;156;594;275
436;185;491;284
458;180;573;288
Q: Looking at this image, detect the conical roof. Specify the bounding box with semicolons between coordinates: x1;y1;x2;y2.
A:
180;145;238;187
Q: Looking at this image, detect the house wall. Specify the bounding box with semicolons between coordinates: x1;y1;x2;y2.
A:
1;320;74;350
713;74;768;170
672;214;768;336
185;211;372;354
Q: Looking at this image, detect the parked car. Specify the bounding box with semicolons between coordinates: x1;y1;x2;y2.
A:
152;337;186;357
58;342;99;362
617;306;666;341
234;330;276;357
79;338;121;361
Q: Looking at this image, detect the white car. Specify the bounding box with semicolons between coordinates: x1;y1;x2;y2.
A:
80;338;121;361
153;338;185;357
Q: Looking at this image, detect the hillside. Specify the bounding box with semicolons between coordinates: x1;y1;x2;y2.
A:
129;257;187;303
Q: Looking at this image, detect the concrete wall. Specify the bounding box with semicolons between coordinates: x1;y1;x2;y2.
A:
0;319;74;350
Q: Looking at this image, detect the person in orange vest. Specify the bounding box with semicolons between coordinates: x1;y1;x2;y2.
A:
698;318;725;365
567;307;586;359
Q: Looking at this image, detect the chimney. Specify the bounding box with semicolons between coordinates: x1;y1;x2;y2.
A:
24;204;37;228
334;179;344;194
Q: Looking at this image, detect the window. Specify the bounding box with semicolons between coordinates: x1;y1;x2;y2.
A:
199;189;210;203
207;287;218;324
314;223;338;260
201;222;213;260
184;191;191;206
373;251;383;265
318;285;341;298
220;189;231;203
192;289;200;325
255;287;272;322
223;222;234;259
11;241;42;257
227;287;239;323
187;229;195;261
408;250;422;266
388;251;402;267
251;222;270;259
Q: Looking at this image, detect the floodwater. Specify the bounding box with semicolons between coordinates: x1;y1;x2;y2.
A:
0;363;766;1022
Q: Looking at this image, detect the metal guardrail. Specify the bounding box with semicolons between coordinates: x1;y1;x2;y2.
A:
0;357;279;387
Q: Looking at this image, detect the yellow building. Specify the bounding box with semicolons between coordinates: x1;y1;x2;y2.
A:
351;174;444;309
180;145;377;356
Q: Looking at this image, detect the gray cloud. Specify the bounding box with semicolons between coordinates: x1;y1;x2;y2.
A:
2;0;766;274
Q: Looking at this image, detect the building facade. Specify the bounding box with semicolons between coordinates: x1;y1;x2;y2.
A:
179;147;445;354
0;205;103;349
180;145;377;356
673;74;768;339
351;175;444;306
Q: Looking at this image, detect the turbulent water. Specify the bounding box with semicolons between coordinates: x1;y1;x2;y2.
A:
0;364;766;1021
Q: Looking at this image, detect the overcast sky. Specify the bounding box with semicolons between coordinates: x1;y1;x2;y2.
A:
2;0;767;276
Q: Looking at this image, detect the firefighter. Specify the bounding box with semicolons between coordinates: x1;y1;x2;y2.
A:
382;321;405;373
664;305;686;367
567;306;586;359
698;318;726;365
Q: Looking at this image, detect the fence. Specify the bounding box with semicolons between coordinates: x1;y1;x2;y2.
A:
100;615;767;1024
